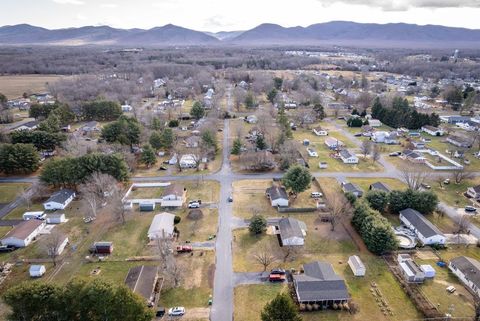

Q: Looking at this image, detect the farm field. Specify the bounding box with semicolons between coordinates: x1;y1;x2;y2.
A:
0;74;64;98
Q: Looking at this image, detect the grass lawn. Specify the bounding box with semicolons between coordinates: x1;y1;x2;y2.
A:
429;177;480;208
348;178;406;193
160;251;215;308
425;211;457;233
234;284;287;321
0;183;30;203
0;226;12;238
176;209;218;243
0;74;63;98
4;203;44;219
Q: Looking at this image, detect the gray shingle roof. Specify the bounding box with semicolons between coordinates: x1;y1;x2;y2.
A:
369;182;391;193
293;261;349;302
400;208;444;238
266;186;288;201
278;217;305;243
339;149;354;159
46;189;75;205
124;265;159;301
342;182;362;194
450;256;480;290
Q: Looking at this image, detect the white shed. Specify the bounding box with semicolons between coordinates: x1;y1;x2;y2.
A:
46;213;66;224
29;265;46;278
147;212;175;240
420;265;436;278
348;255;366;277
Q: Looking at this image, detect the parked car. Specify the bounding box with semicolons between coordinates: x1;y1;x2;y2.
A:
0;245;15;252
446;285;456;293
168;307;185;316
465;206;477;213
443;178;450;185
311;192;323;198
176;245;193;253
156;307;166;317
228;195;233;202
354;133;362;137
420;183;431;189
389;151;401;157
188;201;200;209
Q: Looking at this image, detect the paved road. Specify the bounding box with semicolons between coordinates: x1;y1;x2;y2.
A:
233;272;268;285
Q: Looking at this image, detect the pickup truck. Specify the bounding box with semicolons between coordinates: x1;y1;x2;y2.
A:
176;245;193;253
269;273;286;282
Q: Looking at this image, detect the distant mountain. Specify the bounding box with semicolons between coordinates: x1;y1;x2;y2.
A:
230;21;480;46
1;21;480;47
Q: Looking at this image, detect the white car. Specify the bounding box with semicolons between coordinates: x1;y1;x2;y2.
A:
307;148;318;157
188;202;200;209
168;307;185;316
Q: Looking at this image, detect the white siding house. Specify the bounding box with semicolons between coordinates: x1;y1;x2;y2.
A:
339;150;359;164
1;220;45;248
43;189;76;210
312;127;328;136
449;256;480;297
265;186;289;207
399;208;446;246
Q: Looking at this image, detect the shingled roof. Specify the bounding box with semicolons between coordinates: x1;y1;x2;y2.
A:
400;208;444;238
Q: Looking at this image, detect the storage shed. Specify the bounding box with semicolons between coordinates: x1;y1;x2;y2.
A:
348;255;366;277
46;213;66;224
29;265;46;278
91;241;113;254
139;202;156;212
420;265;436;278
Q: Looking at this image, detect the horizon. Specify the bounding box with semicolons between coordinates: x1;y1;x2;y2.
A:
2;0;480;32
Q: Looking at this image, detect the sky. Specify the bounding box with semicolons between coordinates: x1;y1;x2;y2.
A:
1;0;480;31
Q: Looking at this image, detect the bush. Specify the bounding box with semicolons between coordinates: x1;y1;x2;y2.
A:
174;215;181;224
249;215;267;235
168;120;179;127
389;189;438;214
345;192;357;205
365;190;389;213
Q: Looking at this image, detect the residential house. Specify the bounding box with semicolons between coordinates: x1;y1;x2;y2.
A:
372;131;398;144
161;184;185;207
447;135;472;149
324;137;344;150
293;261;350;307
449;256;480;297
1;220;46;248
125;265;160;306
369;182;391;193
440;115;471;124
276;217;307;246
43;189;76;211
147;212;175;240
410;140;426;149
399;208;446;245
313;127;328;136
265;186;289;207
204;88;215;108
422;125;444;136
179;154;198;169
402;150;426;163
339;150;359;164
348;255;366;277
466;185;480;200
184;136;201;148
399;258;425;283
341;182;363;197
368;119;382;127
13;120;39;132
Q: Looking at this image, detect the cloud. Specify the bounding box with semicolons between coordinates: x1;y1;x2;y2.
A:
203;15;234;29
317;0;480;11
52;0;85;5
100;3;118;8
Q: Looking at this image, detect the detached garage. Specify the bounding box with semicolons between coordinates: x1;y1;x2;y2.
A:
348;255;366;277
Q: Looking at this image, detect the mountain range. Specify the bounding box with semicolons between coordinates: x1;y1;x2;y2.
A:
1;21;480;47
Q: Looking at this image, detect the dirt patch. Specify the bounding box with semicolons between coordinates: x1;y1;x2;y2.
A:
207;264;215;288
415;250;438;260
183;307;210;320
311;218;351;241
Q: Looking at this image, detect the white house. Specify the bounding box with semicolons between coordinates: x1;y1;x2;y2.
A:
121;104;133;112
265;186;289;207
46;213;66;224
43;189;76;210
339;150;359;164
422;125;444;136
466;185;480;200
399;208;446;246
13;120;39;132
23;211;46;221
449;256;480;297
147;212;175;240
348;255;366;277
29;265;46;278
368;119;382;127
312;127;328;136
1;220;46;248
276;217;306;246
179;154;197;169
161;184;185;207
325;137;344;150
372;131;398;144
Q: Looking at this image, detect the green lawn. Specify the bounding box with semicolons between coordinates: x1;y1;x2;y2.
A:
234;284;287;321
0;183;30;203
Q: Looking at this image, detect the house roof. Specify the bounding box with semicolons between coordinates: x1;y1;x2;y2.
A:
293;261;349;302
450;256;480;289
470;185;480;193
29;265;45;272
339;149;355;159
162;184;184;197
325;137;343;146
370;182;391;193
403;149;423;159
3;220;44;240
45;189;75;205
342;182;362;194
423;125;439;131
348;255;365;271
15;120;38;129
124;265;159;301
448;135;471;144
278;217;305;243
148;212;175;238
266;186;288;201
400;208;444;238
400;259;423;277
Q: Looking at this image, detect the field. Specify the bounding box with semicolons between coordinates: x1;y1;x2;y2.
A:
0;75;63;98
0;183;30;203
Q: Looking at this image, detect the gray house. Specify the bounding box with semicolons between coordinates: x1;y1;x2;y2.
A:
293;261;350;307
369;182;391;193
276;217;306;246
341;182;363;197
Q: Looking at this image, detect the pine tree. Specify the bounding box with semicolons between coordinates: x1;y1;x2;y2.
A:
256;135;267;150
231;138;242;155
140;144;156;168
261;293;302;321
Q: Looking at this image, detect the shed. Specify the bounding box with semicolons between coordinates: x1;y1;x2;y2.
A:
399;259;425;283
46;213;66;224
348;255;366;277
29;265;46;278
420;265;436;278
91;241;113;254
147;212;175;240
139;202;156;212
276;217;306;246
397;253;411;263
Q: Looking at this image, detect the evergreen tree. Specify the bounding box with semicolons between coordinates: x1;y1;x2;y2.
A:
140;144;156;168
249;214;267;235
190;101;205;120
313;103;326;120
160;128;175;149
231;138;242;155
282;165;312;196
256;135;267;150
149;131;163;150
0;143;40;174
261;293;302;321
267;88;277;104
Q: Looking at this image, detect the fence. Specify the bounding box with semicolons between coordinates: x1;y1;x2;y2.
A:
277;207;317;213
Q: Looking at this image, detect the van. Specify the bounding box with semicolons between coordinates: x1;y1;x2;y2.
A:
311;192;323;198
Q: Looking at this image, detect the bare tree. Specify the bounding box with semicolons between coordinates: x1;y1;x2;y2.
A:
326;193;352;231
43;230;66;266
360;140;372;159
400;166;429;190
154;235;181;288
109;187;130;224
253;244;277;271
434;175;447;189
451;168;474;184
19;187;33;210
79;173;118;218
371;144;381;163
455;214;471;235
279;245;301;263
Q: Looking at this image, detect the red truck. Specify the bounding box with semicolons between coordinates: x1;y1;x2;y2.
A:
176;245;193;253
